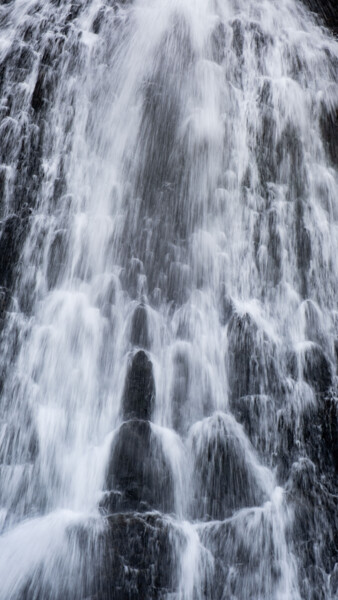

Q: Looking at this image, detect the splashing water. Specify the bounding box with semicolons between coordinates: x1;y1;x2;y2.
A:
0;0;337;598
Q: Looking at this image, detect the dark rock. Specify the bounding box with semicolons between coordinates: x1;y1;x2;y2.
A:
286;458;338;599
227;312;280;402
190;412;267;520
171;348;190;435
267;208;282;285
46;229;68;289
199;503;285;599
62;513;183;600
130;304;150;349
275;407;298;482
0;213;27;290
256;104;277;187
96;513;181;600
319;101;338;167
122;350;155;421
167;261;191;305
120;257;144;299
0;286;11;318
294;199;311;297
301;0;338;34
302;389;338;474
102;419;174;513
231;19;244;58
218;286;234;325
0;412;38;466
92;7;106;34
277;125;307;200
95;277;117;318
233;394;276;462
301;299;325;345
302;343;332;393
210;21;228;64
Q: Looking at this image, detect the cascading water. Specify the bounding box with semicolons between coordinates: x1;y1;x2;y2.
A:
0;0;337;598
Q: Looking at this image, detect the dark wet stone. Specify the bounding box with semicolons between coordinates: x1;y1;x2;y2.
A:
256;106;277;186
287;456;316;496
120;257;144;299
167;261;191;305
277;125;307;200
219;286;234;326
31;67;51;113
302;344;332;393
130;304;150;349
227;312;280;402
233;394;276;461
102;419;174;513
301;0;338;34
0;286;11;318
171;349;190;434
319;101;338;167
92;7;106;34
46;229;68;290
66;2;82;23
122;351;155;421
334;339;338;367
95;513;180;600
275;384;338;488
304;390;338;472
210;21;228;64
0;415;38;465
302;299;324;345
275;408;298;482
199;505;283;599
267;209;282;285
95;278;117;316
286;457;338;598
231;19;244;58
62;513;183;600
190;413;267;520
0;213;27;290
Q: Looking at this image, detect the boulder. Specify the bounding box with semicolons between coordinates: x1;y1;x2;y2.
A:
286;458;338;600
189;412;267;520
227;312;279;402
302;343;332;393
46;229;68;290
122;351;155;421
102;419;174;514
130;304;150;349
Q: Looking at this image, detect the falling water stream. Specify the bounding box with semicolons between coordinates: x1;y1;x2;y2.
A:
0;0;337;598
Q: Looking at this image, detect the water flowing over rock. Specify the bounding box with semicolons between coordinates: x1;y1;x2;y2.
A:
0;0;337;598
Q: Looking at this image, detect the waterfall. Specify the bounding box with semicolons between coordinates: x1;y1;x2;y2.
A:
0;0;337;598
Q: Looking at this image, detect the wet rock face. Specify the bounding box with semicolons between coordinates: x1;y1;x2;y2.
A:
199;504;286;600
190;413;267;520
102;420;174;514
122;351;155;421
22;513;182;600
91;513;180;600
130;304;150;349
0;213;29;291
171;349;190;435
46;229;68;290
286;458;338;600
302;344;332;393
301;0;338;34
232;395;276;463
227;313;279;402
0;419;38;466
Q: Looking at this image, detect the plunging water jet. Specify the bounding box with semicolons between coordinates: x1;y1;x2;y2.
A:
0;0;337;598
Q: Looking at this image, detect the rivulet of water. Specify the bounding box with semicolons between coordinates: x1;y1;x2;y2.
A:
0;0;337;598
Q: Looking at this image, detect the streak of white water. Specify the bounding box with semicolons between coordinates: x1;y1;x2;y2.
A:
0;0;337;597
